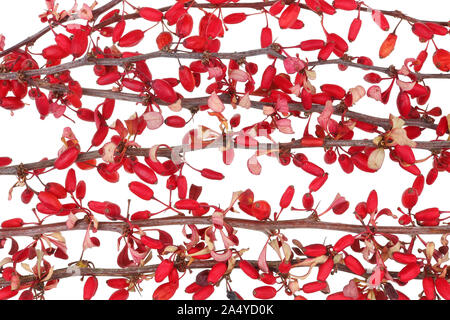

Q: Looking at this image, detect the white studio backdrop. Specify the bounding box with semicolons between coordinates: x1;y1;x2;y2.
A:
0;0;449;300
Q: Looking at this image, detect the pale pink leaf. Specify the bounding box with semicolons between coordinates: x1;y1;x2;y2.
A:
212;210;224;229
238;93;251;109
208;67;223;80
343;280;359;299
229;69;249;82
235;134;258;147
143;111;163;130
219;229;238;249
263;105;275;115
168;99;182;112
182;224;200;250
276;97;289;114
276;118;294;134
210;249;232;262
258;244;270;273
283;57;306;74
247;154;262;175
367;85;382;101
66;213;78;230
317;100;333;132
396;79;416;92
101;142;117;163
0;34;5;51
208;92;225;113
349;85;366;105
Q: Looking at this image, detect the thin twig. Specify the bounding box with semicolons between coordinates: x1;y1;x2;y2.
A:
0;215;448;239
0;137;448;176
0;258;436;289
31;79;440;131
1;47;448;81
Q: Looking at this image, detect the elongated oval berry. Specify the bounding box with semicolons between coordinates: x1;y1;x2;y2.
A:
0;157;12;167
253;286;276;299
239;260;259;279
119;30;144;47
83;276;98;300
133;162;157;184
260;27;272;49
122;78;145;92
165;115;186;128
422;277;435;300
300;39;325;51
223;13;247;24
178;66;195;92
280;185;295;208
201;168;224;180
415;208;440;221
129;181;154;200
193;285;214;300
401;188;418;209
38;191;62;212
396;91;411;117
433;49;450;72
379;33;397;59
317;257;334;281
97;163;119;183
279;4;300;29
303;244;327;257
260;65;276;90
207;262;227;284
364;73;382;84
299;161;324;177
152;79;177;104
395;145;415;164
112;20;125;43
344;255;365;276
0;286;18;300
398;263;421;283
155;260;174;283
1;218;24;228
412;23;434;41
156;31;173;50
324;150;337;164
302;192;314;210
347;18;362;42
109;289;129;300
21;188;34;204
175;199;200;210
333;235;354;252
309;173;328;192
54;146;79;170
139;7;163;22
153;282;177;300
333;0;358;10
392;252;417;264
302;281;327;293
435;278;450;300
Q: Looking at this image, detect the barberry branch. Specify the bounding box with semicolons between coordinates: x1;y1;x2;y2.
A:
0;215;448;239
1;137;448;176
0;258;436;289
31;80;440;131
1;47;448;81
93;1;450;31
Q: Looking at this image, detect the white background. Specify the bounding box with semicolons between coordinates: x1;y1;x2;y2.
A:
0;0;449;300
